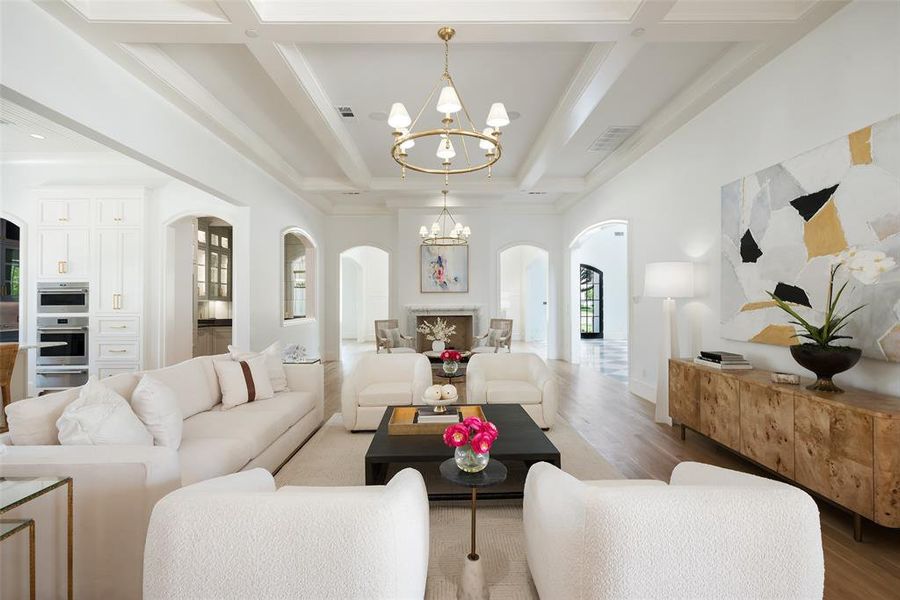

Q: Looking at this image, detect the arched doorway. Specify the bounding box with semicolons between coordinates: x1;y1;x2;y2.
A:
339;246;390;357
569;221;629;383
499;245;549;356
163;214;235;364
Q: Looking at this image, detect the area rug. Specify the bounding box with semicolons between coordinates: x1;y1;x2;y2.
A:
276;414;622;599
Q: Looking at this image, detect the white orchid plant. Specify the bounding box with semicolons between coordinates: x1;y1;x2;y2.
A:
767;248;896;349
416;317;457;343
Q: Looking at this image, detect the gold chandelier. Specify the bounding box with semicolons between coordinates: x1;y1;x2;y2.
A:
419;189;470;245
387;26;510;180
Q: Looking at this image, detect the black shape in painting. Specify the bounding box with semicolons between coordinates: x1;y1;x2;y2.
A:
773;282;812;308
789;184;839;221
740;230;763;263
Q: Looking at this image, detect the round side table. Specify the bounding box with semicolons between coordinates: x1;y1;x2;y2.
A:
439;458;508;600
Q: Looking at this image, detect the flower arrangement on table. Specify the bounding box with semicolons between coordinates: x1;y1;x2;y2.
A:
417;317;457;352
440;349;462;375
443;416;499;473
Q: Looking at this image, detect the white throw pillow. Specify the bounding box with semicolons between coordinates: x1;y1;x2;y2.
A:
56;378;153;446
228;342;288;392
214;355;275;409
5;388;80;446
130;374;183;449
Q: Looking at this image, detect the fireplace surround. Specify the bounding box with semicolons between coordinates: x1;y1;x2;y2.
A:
405;305;483;352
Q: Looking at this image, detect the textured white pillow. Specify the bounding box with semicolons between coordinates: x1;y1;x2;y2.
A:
228;341;288;392
56;378;153;446
131;374;183;449
5;388;80;446
214;355;275;409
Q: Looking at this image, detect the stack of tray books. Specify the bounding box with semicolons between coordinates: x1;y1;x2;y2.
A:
694;350;752;370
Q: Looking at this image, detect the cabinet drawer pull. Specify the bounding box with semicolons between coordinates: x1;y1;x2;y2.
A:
109;325;129;329
107;349;129;354
57;261;68;274
57;217;69;223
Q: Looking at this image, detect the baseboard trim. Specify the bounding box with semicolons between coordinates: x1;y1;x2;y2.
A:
629;379;656;403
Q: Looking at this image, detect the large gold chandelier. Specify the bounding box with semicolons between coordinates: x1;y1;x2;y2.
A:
419;189;470;245
387;26;510;180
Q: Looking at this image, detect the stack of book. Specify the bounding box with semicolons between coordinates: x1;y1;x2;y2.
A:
416;406;461;424
694;350;752;370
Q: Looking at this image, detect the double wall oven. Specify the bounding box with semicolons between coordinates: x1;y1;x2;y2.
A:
35;282;90;390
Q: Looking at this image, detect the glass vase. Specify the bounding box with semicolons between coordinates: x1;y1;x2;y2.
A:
443;360;459;375
454;445;489;473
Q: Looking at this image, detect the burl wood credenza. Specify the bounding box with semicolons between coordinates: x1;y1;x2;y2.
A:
668;358;900;540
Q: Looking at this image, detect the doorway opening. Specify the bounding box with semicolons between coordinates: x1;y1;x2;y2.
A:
163;215;234;363
0;218;21;344
570;222;628;383
499;245;549;357
340;246;390;358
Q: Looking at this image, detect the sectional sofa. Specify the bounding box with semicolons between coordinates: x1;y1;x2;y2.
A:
0;353;324;600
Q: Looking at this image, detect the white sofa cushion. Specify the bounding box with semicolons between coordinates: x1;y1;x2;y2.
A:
178;437;254;486
5;388;79;445
485;380;542;405
182;404;291;457
151;356;222;419
228;342;288;392
131;375;183;449
217;391;317;424
358;382;412;407
214;355;275;409
57;378;153;446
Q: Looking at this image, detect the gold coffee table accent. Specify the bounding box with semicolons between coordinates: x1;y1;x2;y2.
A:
0;476;73;599
388;405;486;436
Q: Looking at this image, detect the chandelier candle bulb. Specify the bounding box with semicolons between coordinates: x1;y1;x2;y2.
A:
388;102;411;129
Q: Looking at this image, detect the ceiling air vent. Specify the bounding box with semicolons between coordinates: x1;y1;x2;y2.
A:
588;126;638;153
0;118;12;126
614;231;625;237
336;106;356;119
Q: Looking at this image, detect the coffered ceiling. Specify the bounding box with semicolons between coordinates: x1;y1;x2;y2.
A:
33;0;848;212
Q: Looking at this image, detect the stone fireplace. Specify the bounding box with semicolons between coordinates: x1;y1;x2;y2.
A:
405;305;483;352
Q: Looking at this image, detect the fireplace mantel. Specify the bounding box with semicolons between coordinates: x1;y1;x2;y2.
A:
404;305;484;350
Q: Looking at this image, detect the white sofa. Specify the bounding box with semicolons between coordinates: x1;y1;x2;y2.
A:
342;353;432;431
465;352;557;428
0;354;324;600
143;467;430;600
523;462;824;600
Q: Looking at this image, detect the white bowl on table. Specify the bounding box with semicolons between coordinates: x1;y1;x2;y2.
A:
422;384;458;413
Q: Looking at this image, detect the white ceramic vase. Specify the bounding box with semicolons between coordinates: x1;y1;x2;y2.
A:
432;340;446;352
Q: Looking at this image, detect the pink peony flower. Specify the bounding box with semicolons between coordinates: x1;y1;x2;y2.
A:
443;423;470;448
470;432;494;454
462;416;483;432
480;420;499;440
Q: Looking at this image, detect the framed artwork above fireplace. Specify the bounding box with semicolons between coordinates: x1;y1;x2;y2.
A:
420;244;469;293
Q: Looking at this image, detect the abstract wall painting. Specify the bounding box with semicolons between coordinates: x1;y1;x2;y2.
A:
721;113;900;362
420;245;469;293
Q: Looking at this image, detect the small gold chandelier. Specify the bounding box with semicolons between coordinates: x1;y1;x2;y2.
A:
388;26;509;180
419;189;470;245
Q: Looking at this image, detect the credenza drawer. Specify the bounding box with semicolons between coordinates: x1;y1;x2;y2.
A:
740;381;794;477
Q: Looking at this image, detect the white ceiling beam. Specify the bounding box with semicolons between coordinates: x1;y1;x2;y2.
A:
215;0;372;188
515;0;678;191
557;0;850;212
300;176;585;194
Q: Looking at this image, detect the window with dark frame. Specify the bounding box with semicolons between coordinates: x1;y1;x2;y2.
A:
580;264;604;339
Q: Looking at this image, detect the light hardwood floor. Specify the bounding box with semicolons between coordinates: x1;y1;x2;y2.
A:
327;343;900;600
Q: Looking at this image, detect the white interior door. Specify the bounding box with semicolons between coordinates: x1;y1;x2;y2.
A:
525;258;548;342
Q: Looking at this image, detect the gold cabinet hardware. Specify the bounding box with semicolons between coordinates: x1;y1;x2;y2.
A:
57;216;69;222
108;349;128;353
57;261;68;274
109;324;128;329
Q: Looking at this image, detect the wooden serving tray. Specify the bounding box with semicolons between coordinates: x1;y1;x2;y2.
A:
388;405;486;436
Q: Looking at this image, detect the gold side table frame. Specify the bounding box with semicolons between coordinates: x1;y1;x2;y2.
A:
0;477;73;599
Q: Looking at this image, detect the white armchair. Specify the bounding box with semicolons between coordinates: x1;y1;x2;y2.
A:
341;353;433;431
144;468;430;600
466;352;557;428
523;462;824;600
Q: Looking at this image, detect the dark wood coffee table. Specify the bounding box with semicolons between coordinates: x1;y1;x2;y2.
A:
364;404;560;500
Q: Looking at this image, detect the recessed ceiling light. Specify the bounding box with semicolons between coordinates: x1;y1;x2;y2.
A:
30;133;45;139
508;110;521;121
369;111;388;122
244;28;259;38
630;27;646;37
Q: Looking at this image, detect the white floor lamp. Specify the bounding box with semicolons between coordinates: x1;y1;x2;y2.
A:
643;262;694;425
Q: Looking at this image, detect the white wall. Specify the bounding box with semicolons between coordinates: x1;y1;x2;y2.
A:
1;0;326;365
340;245;389;342
563;0;900;398
572;223;629;340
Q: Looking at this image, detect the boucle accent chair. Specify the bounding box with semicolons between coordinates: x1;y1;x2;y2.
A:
143;468;430;600
342;352;432;431
523;462;824;600
465;352;557;428
374;318;416;353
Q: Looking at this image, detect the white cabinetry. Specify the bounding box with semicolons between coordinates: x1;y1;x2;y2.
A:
33;189;146;386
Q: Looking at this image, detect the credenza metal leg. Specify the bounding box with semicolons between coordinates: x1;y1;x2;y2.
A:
853;514;863;542
680;424;686;441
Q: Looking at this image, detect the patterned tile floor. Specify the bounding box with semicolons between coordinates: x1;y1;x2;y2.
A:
579;338;629;384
